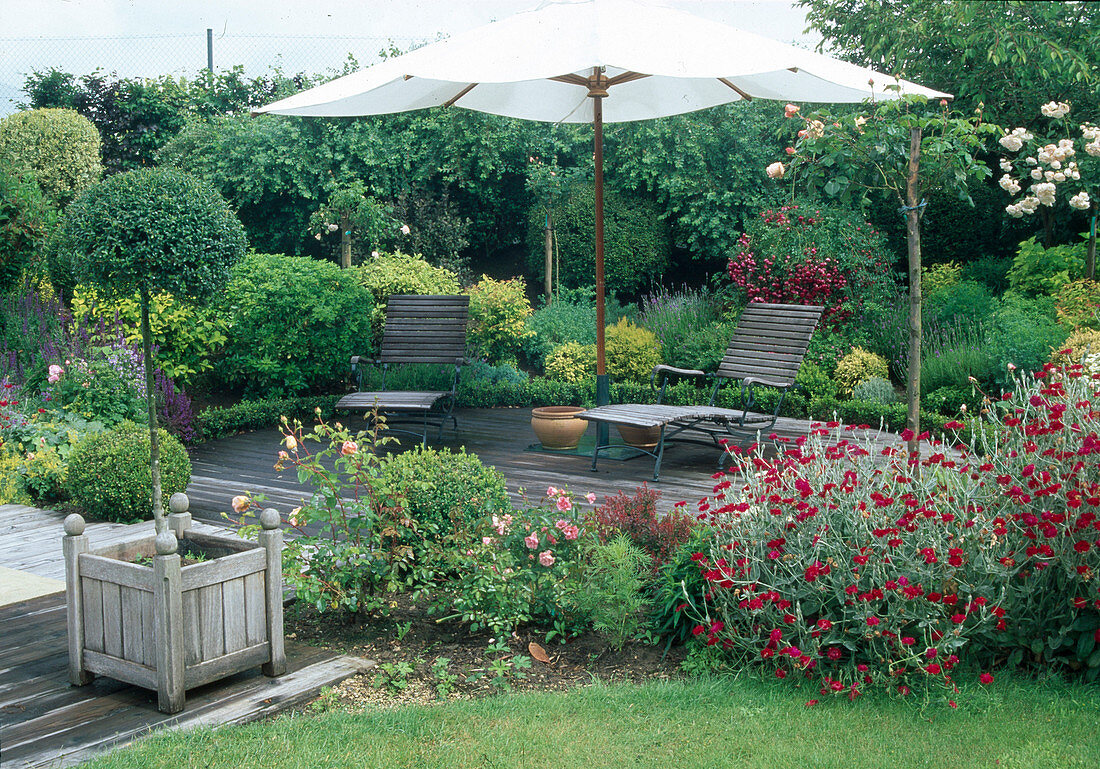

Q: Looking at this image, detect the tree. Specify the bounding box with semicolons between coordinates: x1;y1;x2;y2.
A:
0;108;102;205
52;168;246;533
307;182;402;268
995;101;1100;277
799;0;1100;130
771;96;997;446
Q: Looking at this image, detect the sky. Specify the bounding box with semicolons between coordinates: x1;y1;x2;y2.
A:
0;0;819;114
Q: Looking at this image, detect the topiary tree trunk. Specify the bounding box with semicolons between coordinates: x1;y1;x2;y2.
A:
140;287;165;533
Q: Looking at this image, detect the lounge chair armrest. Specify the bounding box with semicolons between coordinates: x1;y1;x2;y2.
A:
350;355;379;366
653;364;707;379
742;376;789;389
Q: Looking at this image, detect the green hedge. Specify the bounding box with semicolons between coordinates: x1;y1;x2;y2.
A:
194;395;344;442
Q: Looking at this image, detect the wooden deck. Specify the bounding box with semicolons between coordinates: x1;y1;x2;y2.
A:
185;407;834;522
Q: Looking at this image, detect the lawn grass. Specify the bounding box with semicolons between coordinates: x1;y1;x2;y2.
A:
88;674;1100;769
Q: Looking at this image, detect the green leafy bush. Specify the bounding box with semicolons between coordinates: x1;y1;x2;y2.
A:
851;376;899;405
219;254;374;397
833;347;889;396
545;341;596;384
0;165;54;292
567;535;653;650
605;318;662;383
1007;236;1085;297
466;275;533;365
66;421;191;523
381;447;511;538
920;261;962;292
49;345;145;426
987;294;1068;386
923;279;995;327
520;287;634;371
528;183;671;295
0;108;102;204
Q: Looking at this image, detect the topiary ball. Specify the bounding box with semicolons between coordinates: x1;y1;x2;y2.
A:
605;318;662;383
0;108;102;205
381;447;510;538
66;422;192;523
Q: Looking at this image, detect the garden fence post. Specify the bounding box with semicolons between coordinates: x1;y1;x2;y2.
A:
153;530;185;713
63;514;94;686
259;508;286;676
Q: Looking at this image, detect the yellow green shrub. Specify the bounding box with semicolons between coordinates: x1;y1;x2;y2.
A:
921;261;963;293
1050;328;1100;376
834;347;890;396
0;452;32;506
467;275;534;364
71;285;229;385
353;251;460;341
605;318;662;383
0;108;102;204
545;342;596;384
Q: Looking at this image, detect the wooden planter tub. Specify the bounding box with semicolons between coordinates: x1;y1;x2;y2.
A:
63;494;286;713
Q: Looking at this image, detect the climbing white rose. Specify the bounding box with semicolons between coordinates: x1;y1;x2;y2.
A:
998;174;1021;194
1069;191;1091;211
1040;101;1070;118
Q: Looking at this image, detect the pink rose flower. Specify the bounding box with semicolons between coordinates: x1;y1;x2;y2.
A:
524;533;539;549
546;485;559;497
556;495;573;512
341;440;358;455
231;495;250;514
539;550;555;567
585;492;597;504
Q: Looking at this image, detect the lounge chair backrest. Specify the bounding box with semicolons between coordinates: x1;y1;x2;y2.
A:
716;302;823;386
378;294;470;365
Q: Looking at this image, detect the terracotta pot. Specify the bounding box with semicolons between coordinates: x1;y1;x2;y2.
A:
616;424;661;451
531;406;588;450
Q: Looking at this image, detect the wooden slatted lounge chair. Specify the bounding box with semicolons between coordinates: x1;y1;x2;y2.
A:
580;302;823;480
337;294;469;445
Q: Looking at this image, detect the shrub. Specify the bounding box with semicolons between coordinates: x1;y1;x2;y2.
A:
796;361;839;406
66;422;191;523
685;363;1100;702
466;275;534;365
851;376;899;405
520;287;634;371
637;286;734;370
381;447;511;538
527;183;671;295
219;254;374;397
0;108;102;204
1050;328;1100;370
833;347;889;396
728;203;899;327
1007;236;1085;297
987;294;1068;386
923;280;995;328
567;535;653;650
605;318;662;383
49;344;145;427
588;484;696;567
427;486;594;636
921;261;962;293
545;341;596;384
0;165;54;293
920;318;996;393
70;286;229;386
195;394;343;442
1055;279;1100;330
353;250;460;341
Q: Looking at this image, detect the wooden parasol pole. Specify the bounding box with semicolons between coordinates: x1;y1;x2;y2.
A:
591;69;610;415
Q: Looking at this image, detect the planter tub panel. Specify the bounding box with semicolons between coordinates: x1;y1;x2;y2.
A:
81;578;104;654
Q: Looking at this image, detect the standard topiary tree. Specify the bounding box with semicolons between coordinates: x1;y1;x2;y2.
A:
53;168;246;534
0;108;102;205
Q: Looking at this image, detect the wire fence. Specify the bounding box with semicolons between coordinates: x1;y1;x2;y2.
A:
0;31;423;115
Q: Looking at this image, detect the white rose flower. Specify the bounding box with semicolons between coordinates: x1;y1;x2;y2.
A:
999;134;1023;152
1031;168;1044;180
1019;196;1040;214
1050;159;1062;170
765;161;786;179
1081;124;1100;142
1034;183;1057;206
1040;101;1070;118
1069;191;1091;211
1006;203;1025;218
998;174;1021;194
1086;140;1100;158
1026;156;1037;165
1054;172;1066;183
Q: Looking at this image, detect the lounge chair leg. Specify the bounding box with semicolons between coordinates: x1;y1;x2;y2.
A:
652;425;667;482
